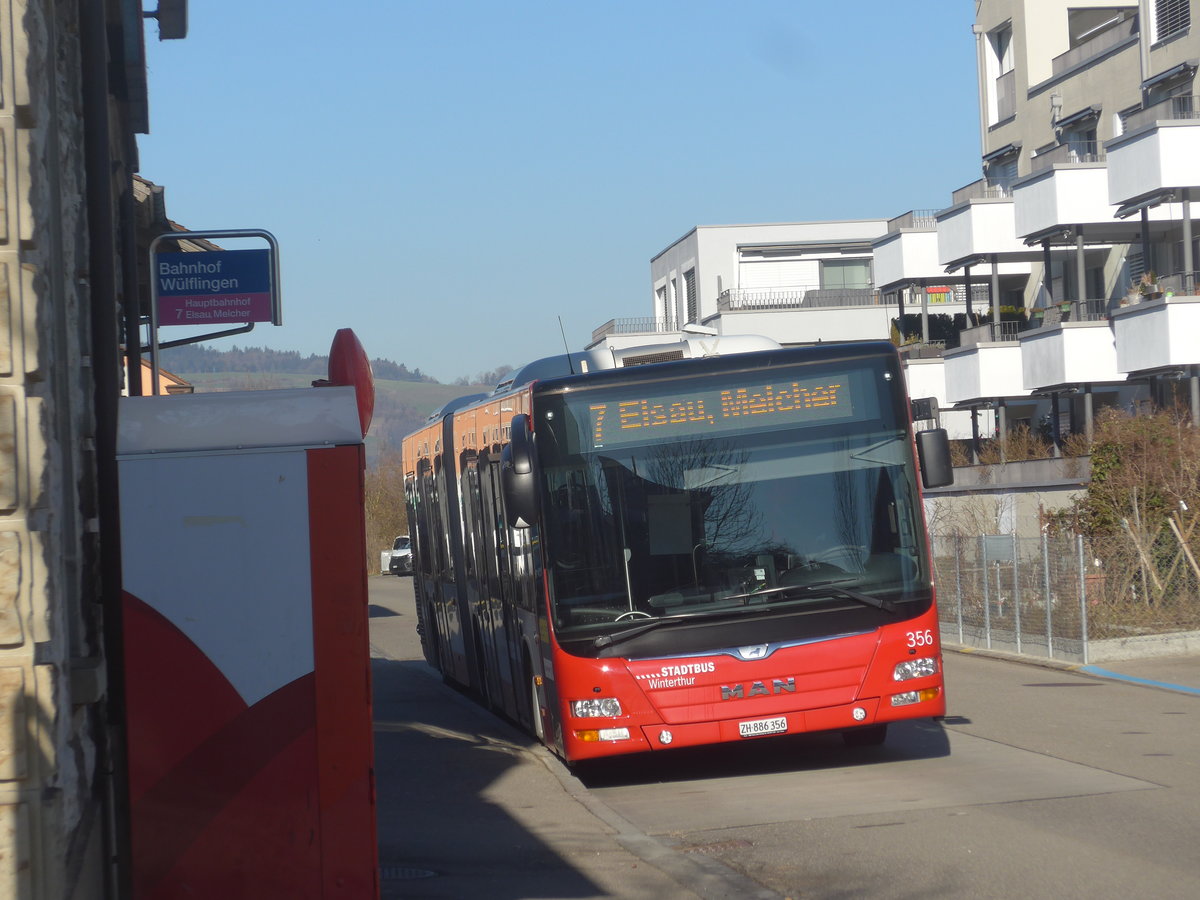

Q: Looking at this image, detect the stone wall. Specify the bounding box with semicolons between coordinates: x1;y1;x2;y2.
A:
1;1;109;897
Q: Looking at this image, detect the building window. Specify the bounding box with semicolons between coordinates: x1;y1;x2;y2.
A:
990;23;1014;74
683;268;697;324
1153;0;1190;42
1063;123;1099;162
820;259;872;290
986;155;1019;193
987;23;1016;124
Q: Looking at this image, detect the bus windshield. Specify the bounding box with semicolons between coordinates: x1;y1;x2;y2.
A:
532;354;932;648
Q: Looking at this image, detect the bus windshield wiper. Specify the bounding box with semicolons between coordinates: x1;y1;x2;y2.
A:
593;605;770;650
722;579;900;613
593;619;669;650
787;579;901;614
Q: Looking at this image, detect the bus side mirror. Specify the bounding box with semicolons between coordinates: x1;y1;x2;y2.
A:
910;397;937;423
502;414;540;528
916;428;954;489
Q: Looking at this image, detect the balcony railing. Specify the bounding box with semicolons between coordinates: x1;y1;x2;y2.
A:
959;320;1021;348
804;288;879;308
1148;271;1200;296
717;287;879;311
1030;140;1105;172
1038;298;1111;325
591;317;678;343
996;69;1016;121
1051;16;1137;75
1121;94;1200;133
897;341;947;359
951;179;1012;205
887;209;939;232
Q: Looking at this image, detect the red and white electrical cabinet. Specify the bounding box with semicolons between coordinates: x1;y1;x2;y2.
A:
116;346;378;898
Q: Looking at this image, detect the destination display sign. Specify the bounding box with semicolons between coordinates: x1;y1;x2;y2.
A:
156;249;273;326
583;372;859;450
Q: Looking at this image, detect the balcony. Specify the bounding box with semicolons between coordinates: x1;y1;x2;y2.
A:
943;337;1029;406
1107;95;1200;206
1111;294;1200;375
951;179;1011;204
1014;150;1114;239
1050;16;1138;77
591;316;678;344
958;321;1021;349
1030;141;1104;172
1020;302;1121;392
875;212;942;289
1120;94;1200;133
937;181;1031;269
887;209;939;233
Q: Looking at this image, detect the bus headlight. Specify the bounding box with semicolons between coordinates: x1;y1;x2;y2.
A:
576;728;631;742
894;657;938;681
571;697;623;718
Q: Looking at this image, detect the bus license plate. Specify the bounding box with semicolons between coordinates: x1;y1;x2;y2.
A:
738;716;787;738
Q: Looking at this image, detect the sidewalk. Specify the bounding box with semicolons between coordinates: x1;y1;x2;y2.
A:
367;581;777;900
944;643;1200;696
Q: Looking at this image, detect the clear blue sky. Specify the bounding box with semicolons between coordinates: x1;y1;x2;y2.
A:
138;1;982;384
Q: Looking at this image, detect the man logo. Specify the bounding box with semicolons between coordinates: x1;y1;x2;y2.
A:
721;678;796;700
737;644;769;660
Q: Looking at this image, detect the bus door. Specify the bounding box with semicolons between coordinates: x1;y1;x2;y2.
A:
462;455;499;704
489;450;548;738
480;454;523;719
433;453;469;685
405;473;434;667
412;460;444;669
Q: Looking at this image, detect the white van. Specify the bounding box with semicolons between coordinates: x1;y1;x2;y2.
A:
389;535;413;575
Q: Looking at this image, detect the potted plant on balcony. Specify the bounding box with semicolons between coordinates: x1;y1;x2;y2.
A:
1137;271;1162;300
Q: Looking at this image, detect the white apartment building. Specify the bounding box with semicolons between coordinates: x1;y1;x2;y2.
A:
588;220;981;440
961;0;1200;439
589;1;1200;450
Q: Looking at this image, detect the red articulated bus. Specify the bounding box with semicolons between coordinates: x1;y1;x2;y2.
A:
402;336;953;764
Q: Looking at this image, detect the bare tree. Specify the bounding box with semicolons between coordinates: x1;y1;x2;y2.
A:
365;447;409;571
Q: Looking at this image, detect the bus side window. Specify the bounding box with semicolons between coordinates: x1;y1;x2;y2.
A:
405;476;421;574
481;459;510;605
434;455;455;583
422;468;439;576
413;463;434;576
461;455;479;581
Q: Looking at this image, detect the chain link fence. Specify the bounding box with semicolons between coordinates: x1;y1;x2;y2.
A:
931;529;1200;663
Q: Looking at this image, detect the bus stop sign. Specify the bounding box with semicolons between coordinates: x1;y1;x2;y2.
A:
156;248;274;326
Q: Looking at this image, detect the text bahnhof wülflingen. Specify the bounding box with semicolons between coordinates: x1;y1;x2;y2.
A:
158;259;242;294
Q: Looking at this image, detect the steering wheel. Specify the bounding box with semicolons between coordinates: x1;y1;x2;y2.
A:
614;610;653;622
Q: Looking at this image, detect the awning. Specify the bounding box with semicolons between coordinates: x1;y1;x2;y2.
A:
1116;191;1176;219
982;142;1021;163
1056;105;1100;129
1142;60;1198;92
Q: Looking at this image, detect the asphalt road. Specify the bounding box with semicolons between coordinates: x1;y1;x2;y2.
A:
369;575;1200;900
